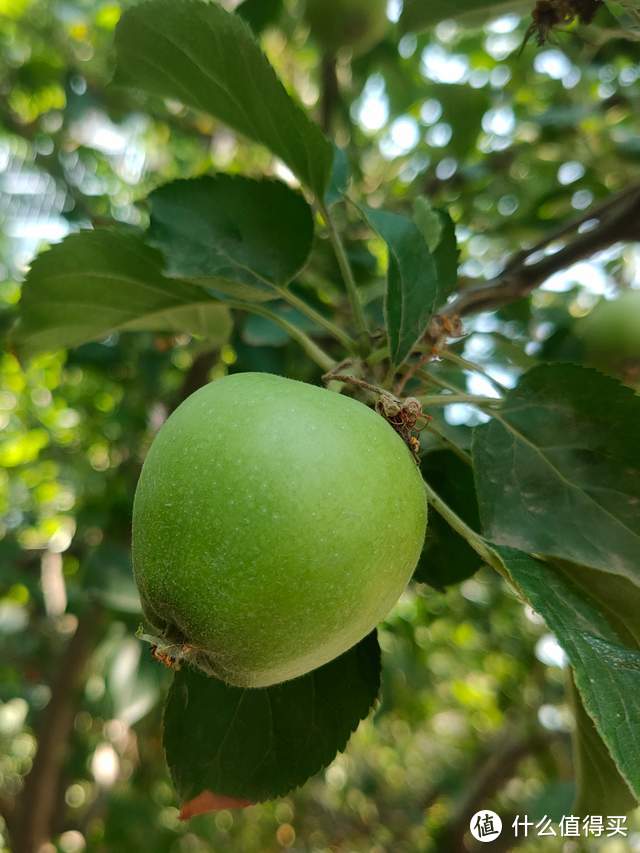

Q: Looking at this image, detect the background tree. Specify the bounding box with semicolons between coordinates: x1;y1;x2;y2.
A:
2;0;640;851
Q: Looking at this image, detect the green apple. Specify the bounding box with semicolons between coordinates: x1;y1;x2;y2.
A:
575;290;640;385
304;0;388;55
132;372;427;688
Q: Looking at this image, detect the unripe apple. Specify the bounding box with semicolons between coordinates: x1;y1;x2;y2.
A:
304;0;388;55
574;290;640;386
132;372;427;688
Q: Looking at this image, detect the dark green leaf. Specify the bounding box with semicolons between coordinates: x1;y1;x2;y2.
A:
432;212;458;298
413;199;458;300
147;176;314;300
114;0;332;196
473;364;640;584
400;0;525;32
568;673;637;815
362;207;440;367
556;560;640;648
236;0;283;34
558;560;640;812
15;231;232;355
164;632;381;802
495;546;639;806
413;198;442;252
416;451;482;589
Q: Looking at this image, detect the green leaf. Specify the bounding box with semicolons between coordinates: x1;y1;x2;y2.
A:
413;198;442;252
15;230;232;355
236;0;283;34
495;546;639;806
416;451;482;589
163;632;381;802
473;364;640;585
558;560;640;812
114;0;332;197
400;0;525;32
147;176;314;301
432;213;458;297
362;207;440;368
568;673;637;815
556;560;640;648
413;199;458;298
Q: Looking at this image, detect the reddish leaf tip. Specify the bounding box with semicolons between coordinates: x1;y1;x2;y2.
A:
179;790;253;820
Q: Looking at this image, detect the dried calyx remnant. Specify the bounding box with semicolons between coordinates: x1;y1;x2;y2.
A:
375;394;427;462
527;0;602;44
323;371;429;463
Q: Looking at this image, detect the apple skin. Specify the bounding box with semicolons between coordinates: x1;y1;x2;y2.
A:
132;372;427;688
575;290;640;385
304;0;388;55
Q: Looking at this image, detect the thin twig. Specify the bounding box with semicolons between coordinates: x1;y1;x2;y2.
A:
394;351;432;396
322;372;392;399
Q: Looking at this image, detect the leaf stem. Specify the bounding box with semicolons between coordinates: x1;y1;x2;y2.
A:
422;479;510;581
273;285;356;353
319;202;370;346
228;301;336;372
420;393;501;407
416;368;465;395
439;350;506;396
425;421;472;465
367;346;390;366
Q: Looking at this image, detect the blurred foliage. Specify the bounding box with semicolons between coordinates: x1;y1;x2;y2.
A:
2;0;640;850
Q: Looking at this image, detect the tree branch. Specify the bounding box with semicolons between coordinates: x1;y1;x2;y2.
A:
435;728;561;852
320;53;339;135
12;612;98;853
430;183;640;339
170;349;219;413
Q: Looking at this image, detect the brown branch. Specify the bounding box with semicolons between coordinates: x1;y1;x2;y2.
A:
170;348;219;413
12;612;99;853
320;53;339;136
429;183;640;340
435;729;561;853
